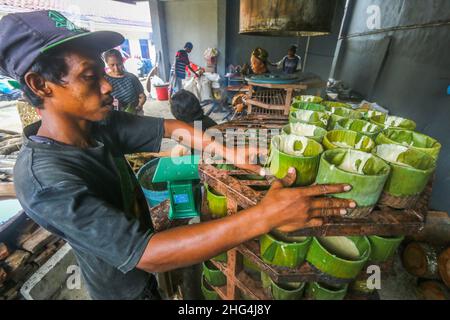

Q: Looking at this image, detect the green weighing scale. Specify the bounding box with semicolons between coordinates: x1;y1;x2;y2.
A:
152;155;201;220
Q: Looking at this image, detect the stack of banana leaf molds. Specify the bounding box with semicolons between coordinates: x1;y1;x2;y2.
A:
202;95;440;300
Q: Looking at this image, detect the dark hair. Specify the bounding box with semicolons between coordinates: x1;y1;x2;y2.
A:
170;89;203;123
289;45;298;53
184;42;193;50
103;49;123;62
20;48;69;108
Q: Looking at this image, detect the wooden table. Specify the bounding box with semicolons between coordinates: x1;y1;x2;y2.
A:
245;77;326;115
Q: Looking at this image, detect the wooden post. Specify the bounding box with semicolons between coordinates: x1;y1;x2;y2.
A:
417;280;450;300
402;242;442;279
0;243;10;260
0;182;16;200
438;247;450;288
224;197;241;299
407;211;450;246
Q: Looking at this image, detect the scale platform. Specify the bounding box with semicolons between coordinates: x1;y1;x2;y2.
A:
153;155;201;220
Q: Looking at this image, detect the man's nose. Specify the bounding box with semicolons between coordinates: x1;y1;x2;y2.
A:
100;76;112;94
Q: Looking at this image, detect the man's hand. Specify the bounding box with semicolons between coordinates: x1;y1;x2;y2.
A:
228;145;267;175
259;168;355;233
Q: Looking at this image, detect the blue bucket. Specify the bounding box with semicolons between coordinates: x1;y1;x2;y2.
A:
137;158;169;207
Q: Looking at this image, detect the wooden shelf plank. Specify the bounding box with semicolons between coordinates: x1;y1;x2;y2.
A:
200;163;426;237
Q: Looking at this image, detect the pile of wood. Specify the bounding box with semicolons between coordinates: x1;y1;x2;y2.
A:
402;211;450;300
0;219;65;300
0;129;21;191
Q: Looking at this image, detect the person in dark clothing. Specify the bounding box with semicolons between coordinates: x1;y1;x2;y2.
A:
104;49;146;115
170;89;217;131
272;45;302;74
169;42;200;96
0;11;354;300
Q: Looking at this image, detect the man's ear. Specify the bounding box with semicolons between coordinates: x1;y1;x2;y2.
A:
24;72;52;99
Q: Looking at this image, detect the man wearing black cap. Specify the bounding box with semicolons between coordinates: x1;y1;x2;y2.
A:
0;11;354;300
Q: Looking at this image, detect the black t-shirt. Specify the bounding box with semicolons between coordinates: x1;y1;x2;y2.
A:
13;111;164;299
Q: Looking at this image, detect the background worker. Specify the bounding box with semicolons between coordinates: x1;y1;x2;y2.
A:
169;42;200;96
104;49;146;115
272;45;302;74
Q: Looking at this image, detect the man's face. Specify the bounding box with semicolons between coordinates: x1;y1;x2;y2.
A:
45;50;113;122
250;55;267;74
185;47;192;53
106;55;125;76
288;49;295;57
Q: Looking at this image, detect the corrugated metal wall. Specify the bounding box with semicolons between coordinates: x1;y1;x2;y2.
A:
335;0;450;213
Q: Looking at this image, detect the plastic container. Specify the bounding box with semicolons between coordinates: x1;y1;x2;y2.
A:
155;84;169;101
137;159;169;207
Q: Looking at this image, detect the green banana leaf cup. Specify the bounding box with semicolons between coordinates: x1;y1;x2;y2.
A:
368;235;404;263
306;236;371;280
325;107;362;130
323;130;376;152
376;128;441;159
202;260;227;287
321;101;352;109
282;123;327;143
212;252;228;263
260;233;312;268
290;101;328;114
293;95;323;104
268;135;323;186
306;282;348;300
270;279;305;300
204;183;227;219
201;274;221;300
289;109;330;129
356;109;384;120
370;114;416;130
373;144;436;200
334;118;383;139
315;149;391;216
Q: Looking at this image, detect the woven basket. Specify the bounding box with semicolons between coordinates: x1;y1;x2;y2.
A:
344;206;374;218
378;191;420;209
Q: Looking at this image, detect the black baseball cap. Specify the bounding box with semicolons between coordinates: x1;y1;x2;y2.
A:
0;10;124;82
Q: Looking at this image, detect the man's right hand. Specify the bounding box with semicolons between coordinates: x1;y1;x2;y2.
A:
258;167;355;233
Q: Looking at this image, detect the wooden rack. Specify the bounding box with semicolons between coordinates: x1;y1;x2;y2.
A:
197;115;428;300
199;163;428;300
244;78;325;115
